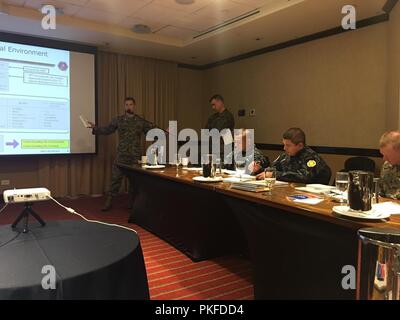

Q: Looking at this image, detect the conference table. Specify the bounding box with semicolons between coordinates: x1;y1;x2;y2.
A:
0;220;149;299
118;164;400;300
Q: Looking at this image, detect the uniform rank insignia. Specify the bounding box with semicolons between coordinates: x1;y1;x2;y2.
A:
307;160;316;168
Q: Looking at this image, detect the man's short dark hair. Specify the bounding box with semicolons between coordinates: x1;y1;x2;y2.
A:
209;94;224;103
125;97;136;104
283;128;306;145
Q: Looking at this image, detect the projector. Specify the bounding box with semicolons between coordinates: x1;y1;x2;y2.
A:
3;188;51;203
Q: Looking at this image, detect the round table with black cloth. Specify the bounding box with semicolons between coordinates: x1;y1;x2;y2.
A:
0;220;149;299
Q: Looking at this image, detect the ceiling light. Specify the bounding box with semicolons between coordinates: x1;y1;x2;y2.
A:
132;24;152;34
54;7;65;15
175;0;195;5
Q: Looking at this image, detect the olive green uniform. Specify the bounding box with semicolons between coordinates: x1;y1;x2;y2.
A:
93;114;154;196
205;109;235;161
271;146;331;184
205;109;235;132
379;161;400;199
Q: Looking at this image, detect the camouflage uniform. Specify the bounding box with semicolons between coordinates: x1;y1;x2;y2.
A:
93;114;154;196
225;146;270;175
205;109;235;132
271;146;331;184
379;161;400;199
205;109;235;160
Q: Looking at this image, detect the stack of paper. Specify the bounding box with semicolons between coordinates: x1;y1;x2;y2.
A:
373;202;400;215
230;181;267;193
223;176;255;183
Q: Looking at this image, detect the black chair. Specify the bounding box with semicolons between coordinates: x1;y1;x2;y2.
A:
318;165;332;185
343;156;376;173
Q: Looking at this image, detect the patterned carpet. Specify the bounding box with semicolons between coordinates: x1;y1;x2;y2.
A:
0;194;254;300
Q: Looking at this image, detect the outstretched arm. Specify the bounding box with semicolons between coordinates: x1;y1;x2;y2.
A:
90;118;118;135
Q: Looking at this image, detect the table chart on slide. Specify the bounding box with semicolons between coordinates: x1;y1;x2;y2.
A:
0;41;70;154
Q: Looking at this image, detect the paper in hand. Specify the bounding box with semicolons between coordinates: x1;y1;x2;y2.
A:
79;115;91;128
221;130;233;145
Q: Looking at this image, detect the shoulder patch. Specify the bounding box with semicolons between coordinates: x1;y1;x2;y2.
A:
307;160;317;168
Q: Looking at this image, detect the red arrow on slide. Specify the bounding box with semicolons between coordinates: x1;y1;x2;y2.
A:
6;139;19;148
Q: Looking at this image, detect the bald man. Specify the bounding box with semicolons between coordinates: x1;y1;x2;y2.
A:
379;131;400;199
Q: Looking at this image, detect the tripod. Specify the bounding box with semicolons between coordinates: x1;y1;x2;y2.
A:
11;202;46;233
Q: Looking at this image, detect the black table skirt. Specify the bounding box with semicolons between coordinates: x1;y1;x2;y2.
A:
0;220;149;300
121;166;246;262
224;196;358;299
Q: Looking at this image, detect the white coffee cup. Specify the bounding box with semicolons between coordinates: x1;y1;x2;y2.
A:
141;156;147;165
182;157;189;167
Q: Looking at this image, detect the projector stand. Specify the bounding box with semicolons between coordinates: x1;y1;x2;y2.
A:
11;202;46;233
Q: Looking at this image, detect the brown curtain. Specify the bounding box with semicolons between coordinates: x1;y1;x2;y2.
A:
37;51;178;197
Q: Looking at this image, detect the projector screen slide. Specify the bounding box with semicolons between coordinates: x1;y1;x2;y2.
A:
0;39;96;155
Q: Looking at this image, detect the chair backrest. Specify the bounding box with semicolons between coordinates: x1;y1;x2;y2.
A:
344;157;375;173
319;165;332;185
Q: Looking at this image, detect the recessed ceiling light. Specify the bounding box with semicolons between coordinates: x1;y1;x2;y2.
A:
175;0;195;5
132;24;152;34
55;7;65;15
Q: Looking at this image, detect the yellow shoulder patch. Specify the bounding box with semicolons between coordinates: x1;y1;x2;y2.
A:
307;160;317;168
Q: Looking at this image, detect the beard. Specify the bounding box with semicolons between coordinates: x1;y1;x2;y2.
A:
126;109;134;115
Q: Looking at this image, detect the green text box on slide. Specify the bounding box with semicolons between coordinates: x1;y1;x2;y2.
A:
21;140;70;149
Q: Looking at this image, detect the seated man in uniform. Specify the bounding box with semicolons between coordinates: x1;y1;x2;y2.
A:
225;129;270;175
378;131;400;199
256;127;331;184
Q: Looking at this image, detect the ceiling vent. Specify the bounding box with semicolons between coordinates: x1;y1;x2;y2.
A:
193;9;260;39
175;0;195;4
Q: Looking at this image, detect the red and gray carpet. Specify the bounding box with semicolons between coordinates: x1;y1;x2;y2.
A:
0;194;254;300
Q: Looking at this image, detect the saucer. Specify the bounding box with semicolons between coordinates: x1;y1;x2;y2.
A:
332;206;391;220
192;176;223;183
142;165;166;169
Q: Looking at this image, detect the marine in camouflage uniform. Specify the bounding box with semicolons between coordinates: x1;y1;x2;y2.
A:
93;114;154;198
379;161;400;199
225;146;270;175
91;98;155;211
271;146;331;184
205;95;235;161
205;109;235;133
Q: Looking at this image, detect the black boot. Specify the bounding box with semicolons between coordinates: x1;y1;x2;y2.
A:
101;195;113;211
127;195;135;209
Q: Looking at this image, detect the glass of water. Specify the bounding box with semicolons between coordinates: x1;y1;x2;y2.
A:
335;172;349;204
215;158;222;176
235;160;246;181
264;168;277;194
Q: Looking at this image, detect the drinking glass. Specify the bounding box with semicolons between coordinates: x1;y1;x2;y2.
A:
235;160;246;181
215;158;222;176
264;168;277;194
150;147;158;166
335;172;349;204
174;154;182;177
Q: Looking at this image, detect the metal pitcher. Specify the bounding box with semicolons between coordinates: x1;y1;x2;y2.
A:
358;228;400;300
348;171;373;211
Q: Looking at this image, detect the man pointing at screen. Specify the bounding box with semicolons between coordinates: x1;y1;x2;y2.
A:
87;97;155;211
